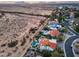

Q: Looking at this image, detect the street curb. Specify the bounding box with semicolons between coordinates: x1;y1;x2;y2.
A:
63;33;75;57
71;39;79;57
63;34;71;57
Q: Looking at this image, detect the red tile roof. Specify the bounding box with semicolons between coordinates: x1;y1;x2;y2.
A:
49;42;57;49
50;30;60;37
40;39;57;49
40;39;49;46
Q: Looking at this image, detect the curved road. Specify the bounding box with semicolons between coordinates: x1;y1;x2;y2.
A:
64;20;79;57
65;36;79;57
64;21;79;35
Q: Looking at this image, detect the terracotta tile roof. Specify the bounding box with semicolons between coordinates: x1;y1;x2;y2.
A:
50;29;60;36
40;39;49;46
40;39;57;49
49;42;57;49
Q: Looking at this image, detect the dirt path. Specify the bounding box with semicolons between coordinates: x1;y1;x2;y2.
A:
21;17;50;56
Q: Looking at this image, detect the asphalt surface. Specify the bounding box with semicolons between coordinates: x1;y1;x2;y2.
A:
64;21;79;35
64;20;79;57
65;36;79;57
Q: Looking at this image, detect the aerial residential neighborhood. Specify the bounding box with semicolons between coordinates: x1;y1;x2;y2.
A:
0;1;79;57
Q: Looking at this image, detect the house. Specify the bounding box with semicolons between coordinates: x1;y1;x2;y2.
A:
41;30;50;35
39;37;57;51
48;19;59;24
32;40;39;47
25;49;36;57
49;41;57;49
47;23;61;30
40;46;54;51
40;39;49;46
69;12;74;20
49;29;60;37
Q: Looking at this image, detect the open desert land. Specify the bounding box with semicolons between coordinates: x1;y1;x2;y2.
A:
0;13;46;57
0;3;53;57
0;4;53;16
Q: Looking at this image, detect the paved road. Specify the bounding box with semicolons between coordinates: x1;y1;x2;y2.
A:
63;20;79;57
64;20;79;35
65;36;79;57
